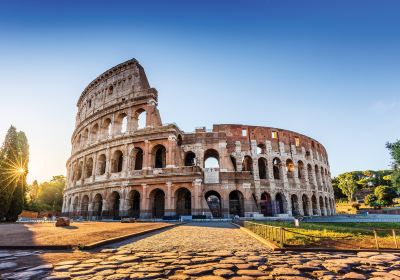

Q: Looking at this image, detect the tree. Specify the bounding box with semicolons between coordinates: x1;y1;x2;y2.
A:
387;140;400;191
337;173;358;202
5;131;29;221
374;185;397;206
0;126;29;221
364;194;377;207
25;176;65;213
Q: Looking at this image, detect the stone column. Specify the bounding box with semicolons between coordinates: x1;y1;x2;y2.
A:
167;136;177;168
140;184;149;219
166;181;173;216
143;140;151;170
193;179;202;215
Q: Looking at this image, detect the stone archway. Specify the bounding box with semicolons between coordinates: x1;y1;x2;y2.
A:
275;193;286;214
229;190;244;217
127;190;141;218
109;191;120;220
291;194;300;216
150;189;165;218
260;192;273;216
205;191;222;218
302;194;310;216
176;188;192;216
93;194;103;220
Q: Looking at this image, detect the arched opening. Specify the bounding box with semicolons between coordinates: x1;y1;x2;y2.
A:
205;191;222;218
291;194;300;216
204;149;220;168
72;197;79;216
260;192;273;216
319;196;325;216
229;190;244;217
286;159;295;179
103;118;112;138
93;194;103;219
67;197;72;214
85;158;93;178
81;195;89;219
275;193;286;214
177;135;183;146
273;158;281;180
153;145;166;168
184;151;196;167
325;196;330;215
230;156;237;171
311;195;318;215
136;109;146;129
242;156;253;174
112;150;124;173
258;158;268;180
91;123;99;142
176;188;192;216
77;162;83;180
302;195;310;216
97;154;107;175
127;190;140;218
131;148;143;170
257;144;266;155
307;164;314;185
297;161;304;179
109;191;120;220
116;113;128;134
150;189;165;218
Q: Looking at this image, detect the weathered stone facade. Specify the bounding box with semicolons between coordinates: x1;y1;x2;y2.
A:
62;59;335;219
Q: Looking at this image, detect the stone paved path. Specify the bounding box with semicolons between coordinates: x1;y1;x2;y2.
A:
2;222;400;279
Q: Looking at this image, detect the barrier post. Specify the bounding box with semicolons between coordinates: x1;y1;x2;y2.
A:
393;229;398;249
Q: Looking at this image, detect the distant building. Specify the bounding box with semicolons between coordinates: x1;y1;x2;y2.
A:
62;59;335;219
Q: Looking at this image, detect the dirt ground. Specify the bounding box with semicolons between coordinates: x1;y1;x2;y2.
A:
0;222;170;246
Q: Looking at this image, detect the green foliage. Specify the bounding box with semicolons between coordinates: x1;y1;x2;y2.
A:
25;175;65;212
364;194;377;206
0;126;29;221
337;173;358;202
374;185;397;206
387;140;400;191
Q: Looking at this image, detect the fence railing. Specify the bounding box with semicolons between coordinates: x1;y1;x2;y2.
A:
244;221;286;248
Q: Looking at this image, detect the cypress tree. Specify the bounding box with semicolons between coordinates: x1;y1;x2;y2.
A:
5;131;29;221
0;126;29;221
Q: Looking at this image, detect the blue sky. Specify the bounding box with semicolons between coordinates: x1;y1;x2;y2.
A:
0;0;399;183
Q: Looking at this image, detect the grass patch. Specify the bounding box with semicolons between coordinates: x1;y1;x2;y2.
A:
253;221;400;249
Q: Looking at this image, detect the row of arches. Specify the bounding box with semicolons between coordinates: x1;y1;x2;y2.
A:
71;145;167;181
66;187;335;219
74;109;147;151
67;188;193;219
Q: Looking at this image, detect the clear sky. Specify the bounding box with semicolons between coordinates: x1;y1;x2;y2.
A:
0;0;399;183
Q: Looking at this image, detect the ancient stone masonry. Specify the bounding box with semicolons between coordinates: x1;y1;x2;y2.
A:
62;59;335;219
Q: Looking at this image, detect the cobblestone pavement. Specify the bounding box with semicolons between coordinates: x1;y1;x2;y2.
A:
2;222;400;279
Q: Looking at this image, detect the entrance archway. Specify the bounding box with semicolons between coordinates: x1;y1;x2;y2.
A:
312;195;318;215
176;188;192;216
205;191;222;218
229;190;244;217
109;191;120;220
81;195;89;219
150;189;165;218
302;194;310;216
127;190;140;218
291;194;300;216
275;193;286;214
93;194;103;219
260;192;273;216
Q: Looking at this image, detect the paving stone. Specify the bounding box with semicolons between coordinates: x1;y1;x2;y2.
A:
213;268;235;277
56;261;80;266
270;267;302;276
4;270;49;280
0;262;18;270
342;272;368;280
53;265;74;272
184;267;214;276
237;269;268;276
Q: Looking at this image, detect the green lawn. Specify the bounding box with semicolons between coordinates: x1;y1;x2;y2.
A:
253;221;400;249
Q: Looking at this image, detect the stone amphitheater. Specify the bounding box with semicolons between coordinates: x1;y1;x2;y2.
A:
62;59;335;219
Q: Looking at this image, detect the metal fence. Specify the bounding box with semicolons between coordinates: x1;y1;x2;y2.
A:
244;221;286;247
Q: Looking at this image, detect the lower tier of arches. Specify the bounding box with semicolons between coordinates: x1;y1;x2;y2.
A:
62;184;336;220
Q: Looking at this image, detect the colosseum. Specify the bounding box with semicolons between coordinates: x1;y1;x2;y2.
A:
62;59;336;220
